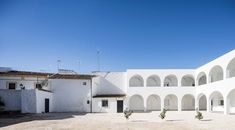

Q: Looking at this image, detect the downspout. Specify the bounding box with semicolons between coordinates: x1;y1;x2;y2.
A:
90;78;93;113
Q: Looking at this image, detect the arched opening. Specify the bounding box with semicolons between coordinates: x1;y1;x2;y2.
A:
197;72;207;86
129;75;144;87
129;95;144;111
227;89;235;114
164;94;178;111
209;91;224;112
181;75;195;87
164;75;178;87
147;94;161;111
209;65;223;83
198;94;207;111
226;57;235;78
146;75;161;87
181;94;195;111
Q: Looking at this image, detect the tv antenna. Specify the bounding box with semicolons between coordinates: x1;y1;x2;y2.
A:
97;50;100;72
57;59;61;70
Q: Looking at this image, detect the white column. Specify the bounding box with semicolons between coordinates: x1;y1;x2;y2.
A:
207;98;211;112
195;98;199;110
144;96;147;112
224;68;228;79
224;98;229;115
178;77;181;87
178;97;182;111
161;98;165;111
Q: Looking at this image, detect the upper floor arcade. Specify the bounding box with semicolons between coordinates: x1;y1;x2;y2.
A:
127;50;235;88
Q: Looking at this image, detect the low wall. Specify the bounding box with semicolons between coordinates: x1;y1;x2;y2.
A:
0;89;21;111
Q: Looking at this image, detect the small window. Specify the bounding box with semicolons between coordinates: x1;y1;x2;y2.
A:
8;83;16;90
35;83;42;89
102;100;108;107
82;82;87;86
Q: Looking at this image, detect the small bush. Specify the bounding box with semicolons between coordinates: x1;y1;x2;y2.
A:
124;108;133;120
195;109;203;120
159;108;167;120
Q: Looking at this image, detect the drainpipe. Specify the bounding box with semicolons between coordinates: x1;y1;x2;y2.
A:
90;78;93;113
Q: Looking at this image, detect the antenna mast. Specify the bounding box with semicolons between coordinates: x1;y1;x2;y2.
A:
97;50;100;72
57;59;61;71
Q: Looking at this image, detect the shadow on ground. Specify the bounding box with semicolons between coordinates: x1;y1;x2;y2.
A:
0;112;87;128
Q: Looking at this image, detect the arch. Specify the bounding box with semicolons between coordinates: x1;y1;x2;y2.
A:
197;72;207;86
209;65;223;83
129;75;144;87
129;95;144;111
146;94;161;111
181;75;195;87
164;94;178;111
209;91;224;112
164;75;178;87
226;57;235;78
197;93;207;111
146;75;161;87
181;94;195;111
227;89;235;114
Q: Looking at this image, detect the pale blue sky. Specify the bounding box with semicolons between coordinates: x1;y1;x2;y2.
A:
0;0;235;73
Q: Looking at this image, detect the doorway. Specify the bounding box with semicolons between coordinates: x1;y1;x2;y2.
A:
45;98;49;113
117;100;123;113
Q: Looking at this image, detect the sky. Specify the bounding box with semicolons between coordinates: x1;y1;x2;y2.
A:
0;0;235;73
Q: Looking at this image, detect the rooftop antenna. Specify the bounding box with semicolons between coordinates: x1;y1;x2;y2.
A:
77;60;81;73
57;59;61;71
97;50;100;72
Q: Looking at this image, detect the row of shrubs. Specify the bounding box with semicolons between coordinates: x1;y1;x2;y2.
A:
124;108;203;120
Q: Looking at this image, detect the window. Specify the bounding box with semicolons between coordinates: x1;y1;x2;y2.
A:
35;83;42;89
82;82;87;86
8;82;16;90
102;100;108;107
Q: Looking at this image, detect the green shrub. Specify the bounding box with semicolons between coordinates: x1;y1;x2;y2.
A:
195;109;203;120
124;108;133;120
159;108;167;120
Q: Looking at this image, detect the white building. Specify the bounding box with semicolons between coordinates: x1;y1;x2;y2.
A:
1;50;235;115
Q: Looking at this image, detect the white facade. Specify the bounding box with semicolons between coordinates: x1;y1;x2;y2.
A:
0;73;93;113
1;49;235;115
92;49;235;115
51;79;91;112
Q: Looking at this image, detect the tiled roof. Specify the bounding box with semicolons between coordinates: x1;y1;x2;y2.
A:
0;71;95;79
49;74;95;79
93;94;126;98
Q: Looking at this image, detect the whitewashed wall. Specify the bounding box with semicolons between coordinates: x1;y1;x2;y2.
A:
0;77;47;90
36;90;53;113
92;72;126;96
51;79;91;112
21;90;37;113
92;98;119;113
0;90;21;111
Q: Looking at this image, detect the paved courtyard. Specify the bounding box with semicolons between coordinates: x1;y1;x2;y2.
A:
1;111;235;130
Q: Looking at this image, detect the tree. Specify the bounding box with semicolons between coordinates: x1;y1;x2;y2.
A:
159;108;167;119
195;108;203;120
124;108;133;120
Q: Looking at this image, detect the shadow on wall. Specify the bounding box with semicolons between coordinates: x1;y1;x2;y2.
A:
95;77;125;95
0;112;87;128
